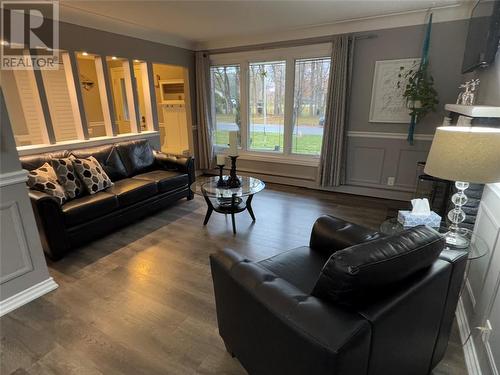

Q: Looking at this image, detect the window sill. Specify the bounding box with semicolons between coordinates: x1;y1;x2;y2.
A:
237;152;320;167
16;131;160;156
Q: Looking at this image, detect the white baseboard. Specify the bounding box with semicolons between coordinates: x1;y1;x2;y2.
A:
456;297;482;375
0;277;58;317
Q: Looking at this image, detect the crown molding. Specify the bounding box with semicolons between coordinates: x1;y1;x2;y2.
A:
58;3;195;50
197;3;473;51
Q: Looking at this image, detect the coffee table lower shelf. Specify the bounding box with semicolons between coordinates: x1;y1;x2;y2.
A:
202;195;255;234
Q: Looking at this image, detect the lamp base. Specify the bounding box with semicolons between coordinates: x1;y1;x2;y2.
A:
443;229;470;249
444;181;471;249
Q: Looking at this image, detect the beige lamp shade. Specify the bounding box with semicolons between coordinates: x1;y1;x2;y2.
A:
424;126;500;183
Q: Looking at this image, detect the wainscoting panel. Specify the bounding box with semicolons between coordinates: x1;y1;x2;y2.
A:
463;184;500;375
345;135;432;193
0;171;57;313
346;146;385;184
0;201;34;284
395;149;430;189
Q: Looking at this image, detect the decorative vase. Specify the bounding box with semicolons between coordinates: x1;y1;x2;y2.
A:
226;156;241;188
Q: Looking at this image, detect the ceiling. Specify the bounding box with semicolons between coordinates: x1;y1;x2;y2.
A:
59;0;471;50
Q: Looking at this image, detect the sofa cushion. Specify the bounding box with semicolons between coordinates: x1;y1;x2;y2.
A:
20;150;69;171
71;145;128;182
312;225;445;307
106;178;157;207
62;191;119;227
132;170;189;192
73;156;114;194
116;140;155;176
258;246;330;294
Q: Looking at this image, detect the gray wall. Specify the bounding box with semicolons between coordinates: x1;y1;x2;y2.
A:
343;20;468;196
0;86;23;175
349;20;468;134
0;88;56;310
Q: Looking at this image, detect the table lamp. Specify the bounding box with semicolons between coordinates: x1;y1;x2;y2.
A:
424;126;500;248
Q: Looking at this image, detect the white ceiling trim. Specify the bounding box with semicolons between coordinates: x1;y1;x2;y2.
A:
198;3;473;51
58;2;473;52
59;3;196;50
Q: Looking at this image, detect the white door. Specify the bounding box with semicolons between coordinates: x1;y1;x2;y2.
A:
110;68;131;134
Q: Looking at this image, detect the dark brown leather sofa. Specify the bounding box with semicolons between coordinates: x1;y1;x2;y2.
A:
21;139;195;260
210;215;467;375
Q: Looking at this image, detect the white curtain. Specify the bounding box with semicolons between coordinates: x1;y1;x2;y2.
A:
319;35;355;187
195;51;215;170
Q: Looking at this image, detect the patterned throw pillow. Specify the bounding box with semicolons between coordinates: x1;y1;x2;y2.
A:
51;157;84;199
72;156;114;194
27;163;67;205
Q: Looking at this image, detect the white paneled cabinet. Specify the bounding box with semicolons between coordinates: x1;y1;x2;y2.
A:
467;184;500;375
160;104;189;155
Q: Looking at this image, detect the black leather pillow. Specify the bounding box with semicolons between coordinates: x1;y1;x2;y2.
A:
71;145;128;182
116;140;155;176
312;225;445;306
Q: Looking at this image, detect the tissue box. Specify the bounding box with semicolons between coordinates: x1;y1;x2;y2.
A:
397;210;441;229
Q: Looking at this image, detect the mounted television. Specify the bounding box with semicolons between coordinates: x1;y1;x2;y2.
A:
462;0;500;73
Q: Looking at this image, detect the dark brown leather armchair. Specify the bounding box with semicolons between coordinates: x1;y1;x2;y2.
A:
23;139;195;260
210;216;467;375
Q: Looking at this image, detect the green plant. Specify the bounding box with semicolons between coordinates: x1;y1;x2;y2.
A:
402;62;439;122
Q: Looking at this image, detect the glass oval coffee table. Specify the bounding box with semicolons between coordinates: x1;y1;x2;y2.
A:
190;176;265;234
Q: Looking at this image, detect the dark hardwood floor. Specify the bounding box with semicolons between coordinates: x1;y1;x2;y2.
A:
0;183;466;374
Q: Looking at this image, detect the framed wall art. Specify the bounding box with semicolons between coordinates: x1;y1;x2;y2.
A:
369;58;420;123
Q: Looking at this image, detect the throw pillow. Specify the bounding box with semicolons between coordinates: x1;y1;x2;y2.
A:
26;163;67;205
51;157;84;199
311;225;444;307
73;156;114;194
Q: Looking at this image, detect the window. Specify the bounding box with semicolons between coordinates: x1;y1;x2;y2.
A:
210;44;332;160
248;61;285;152
292;58;331;155
210;65;241;147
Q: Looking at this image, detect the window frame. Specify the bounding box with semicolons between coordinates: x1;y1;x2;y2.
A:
210;43;332;163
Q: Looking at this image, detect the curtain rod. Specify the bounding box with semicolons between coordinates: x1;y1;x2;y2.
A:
205;33;377;55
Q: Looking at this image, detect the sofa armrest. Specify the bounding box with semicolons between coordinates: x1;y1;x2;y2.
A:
153;150;195;199
28;189;70;260
431;248;468;368
210;249;371;375
153;150;192;172
309;215;385;255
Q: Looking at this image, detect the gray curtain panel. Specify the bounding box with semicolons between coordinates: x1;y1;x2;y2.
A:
195;51;215;170
319;35;355;187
